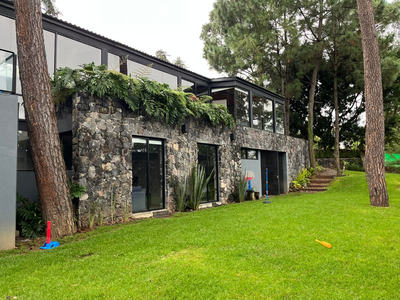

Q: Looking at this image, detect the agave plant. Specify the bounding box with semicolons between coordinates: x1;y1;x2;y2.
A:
237;174;248;203
171;175;189;212
188;165;213;210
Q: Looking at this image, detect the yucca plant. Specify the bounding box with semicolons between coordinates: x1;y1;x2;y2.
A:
171;175;189;212
188;165;213;210
236;174;248;203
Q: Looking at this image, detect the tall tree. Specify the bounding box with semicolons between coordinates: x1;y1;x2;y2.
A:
15;0;76;237
201;0;302;136
173;56;186;68
356;0;389;206
155;49;170;62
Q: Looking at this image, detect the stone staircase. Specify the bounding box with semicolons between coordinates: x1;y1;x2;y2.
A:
301;169;336;193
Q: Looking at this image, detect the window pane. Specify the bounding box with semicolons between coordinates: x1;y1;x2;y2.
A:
17;131;34;170
108;53;120;71
275;102;284;134
198;144;217;202
252;94;263;130
241;149;247;159
57;35;101;69
0;49;14;92
211;87;234;116
235;88;250;127
127;60;177;88
263;99;274;132
181;79;194;93
44;30;55;75
247;150;257;159
196;83;209;96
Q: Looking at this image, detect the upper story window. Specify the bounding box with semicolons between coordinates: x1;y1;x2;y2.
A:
57;35;101;70
235;88;250;127
181;79;194;93
127;60;177;89
275;102;284;134
253;94;274;132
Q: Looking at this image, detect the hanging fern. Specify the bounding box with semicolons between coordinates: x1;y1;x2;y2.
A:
51;63;235;128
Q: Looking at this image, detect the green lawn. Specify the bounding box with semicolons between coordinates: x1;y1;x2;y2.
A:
1;171;400;299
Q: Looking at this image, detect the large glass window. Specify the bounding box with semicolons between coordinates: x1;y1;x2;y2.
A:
131;137;165;212
108;53;120;71
264;99;274;132
17;131;34;170
43;30;55;75
198;144;218;202
56;35;101;69
211;87;234;116
252;94;264;130
127;60;177;89
181;79;194;93
0;49;15;92
235;88;250;127
275;102;284;134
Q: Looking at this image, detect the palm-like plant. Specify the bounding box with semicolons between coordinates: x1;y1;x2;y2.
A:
188;165;213;210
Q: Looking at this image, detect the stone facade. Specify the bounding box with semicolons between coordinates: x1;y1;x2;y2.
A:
70;93;309;227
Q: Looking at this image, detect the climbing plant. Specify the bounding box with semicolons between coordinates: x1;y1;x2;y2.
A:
51;63;235;128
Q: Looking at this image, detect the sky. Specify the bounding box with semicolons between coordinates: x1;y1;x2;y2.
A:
55;0;223;79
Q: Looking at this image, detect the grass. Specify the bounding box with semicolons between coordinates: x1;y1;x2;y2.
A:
1;171;400;299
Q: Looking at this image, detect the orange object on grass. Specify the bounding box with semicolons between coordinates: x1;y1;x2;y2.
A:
315;239;332;248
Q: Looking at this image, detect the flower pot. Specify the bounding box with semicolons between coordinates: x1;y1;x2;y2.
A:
255;192;260;199
246;191;255;200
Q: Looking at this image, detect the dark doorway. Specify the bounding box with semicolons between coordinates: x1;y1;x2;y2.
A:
197;144;218;202
131;137;164;212
261;151;286;195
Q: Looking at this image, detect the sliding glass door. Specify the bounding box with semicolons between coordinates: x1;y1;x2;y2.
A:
131;137;164;213
197;144;218;202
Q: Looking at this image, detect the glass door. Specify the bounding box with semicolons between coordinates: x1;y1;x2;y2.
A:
197;144;218;202
131;137;164;212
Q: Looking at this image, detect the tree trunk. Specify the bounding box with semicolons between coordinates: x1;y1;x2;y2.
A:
15;0;77;237
308;56;319;171
333;44;340;177
356;0;389;206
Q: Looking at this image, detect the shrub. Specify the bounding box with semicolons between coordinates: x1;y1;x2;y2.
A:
187;165;213;210
172;175;189;212
234;174;248;203
290;168;314;191
16;194;44;239
52;63;235;128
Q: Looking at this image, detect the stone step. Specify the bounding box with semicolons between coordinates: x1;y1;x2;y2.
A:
301;187;328;192
310;178;332;184
307;183;328;187
318;175;335;179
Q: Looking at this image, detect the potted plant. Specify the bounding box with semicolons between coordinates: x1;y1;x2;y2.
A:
246;188;255;200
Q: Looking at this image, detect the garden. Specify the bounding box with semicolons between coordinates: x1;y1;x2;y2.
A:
1;170;400;299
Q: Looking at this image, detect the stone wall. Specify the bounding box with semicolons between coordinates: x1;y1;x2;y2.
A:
72;93;309;227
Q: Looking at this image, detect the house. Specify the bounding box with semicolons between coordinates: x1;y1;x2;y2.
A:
0;0;309;249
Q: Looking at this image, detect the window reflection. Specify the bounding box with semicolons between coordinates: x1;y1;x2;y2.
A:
252;94;263;130
181;79;194;93
17;131;34;171
264;99;274;132
44;30;55;75
235;88;250;127
57;35;101;69
0;49;14;92
127;60;177;89
275;102;284;134
211;87;234;116
108;53;120;71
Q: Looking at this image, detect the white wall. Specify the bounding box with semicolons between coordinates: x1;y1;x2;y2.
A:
0;94;18;250
241;152;262;193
